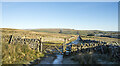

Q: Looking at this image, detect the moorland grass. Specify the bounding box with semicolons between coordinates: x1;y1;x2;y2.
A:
2;42;44;64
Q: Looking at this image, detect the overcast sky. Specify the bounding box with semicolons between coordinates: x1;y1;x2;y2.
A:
2;2;118;31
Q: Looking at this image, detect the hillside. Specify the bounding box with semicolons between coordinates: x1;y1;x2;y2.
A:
29;28;114;35
1;28;77;43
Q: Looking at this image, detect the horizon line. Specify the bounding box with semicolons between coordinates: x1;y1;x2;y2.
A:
0;27;118;32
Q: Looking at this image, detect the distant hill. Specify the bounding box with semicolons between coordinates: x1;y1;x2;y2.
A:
29;28;114;35
1;28;78;43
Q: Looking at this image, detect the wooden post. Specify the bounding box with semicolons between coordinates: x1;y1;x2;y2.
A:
8;35;13;44
37;42;39;52
63;38;65;52
39;37;43;53
63;38;67;55
24;38;26;44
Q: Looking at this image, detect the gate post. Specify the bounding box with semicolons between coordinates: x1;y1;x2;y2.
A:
63;38;67;56
64;38;67;52
37;40;39;52
40;37;43;53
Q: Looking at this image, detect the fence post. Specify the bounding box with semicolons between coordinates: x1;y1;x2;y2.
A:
40;37;43;53
8;35;13;44
63;38;67;55
37;40;39;52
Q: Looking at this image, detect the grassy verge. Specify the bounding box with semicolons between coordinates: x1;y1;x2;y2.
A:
2;43;44;64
